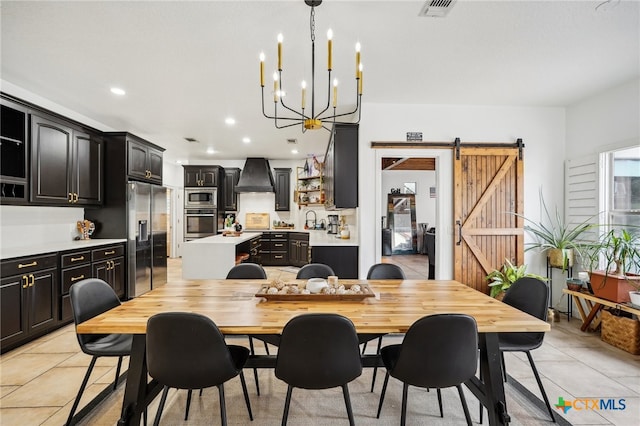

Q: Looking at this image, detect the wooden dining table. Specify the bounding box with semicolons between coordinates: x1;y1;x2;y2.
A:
76;279;550;426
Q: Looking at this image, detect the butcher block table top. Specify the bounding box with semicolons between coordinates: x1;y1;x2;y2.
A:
77;279;550;335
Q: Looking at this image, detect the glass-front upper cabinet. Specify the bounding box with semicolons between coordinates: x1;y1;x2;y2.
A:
0;97;29;203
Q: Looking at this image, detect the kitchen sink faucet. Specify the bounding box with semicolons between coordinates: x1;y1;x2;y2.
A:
305;210;317;229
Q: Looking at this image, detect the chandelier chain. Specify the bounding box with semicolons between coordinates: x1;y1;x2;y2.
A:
310;7;316;43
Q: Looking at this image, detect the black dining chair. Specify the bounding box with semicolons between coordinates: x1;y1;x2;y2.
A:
146;312;253;426
363;263;407;392
480;277;555;423
226;262;269;397
376;313;478;426
424;232;436;279
295;263;335;279
275;313;362;426
67;278;135;426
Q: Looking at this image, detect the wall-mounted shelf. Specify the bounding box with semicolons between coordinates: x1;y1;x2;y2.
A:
295;166;324;208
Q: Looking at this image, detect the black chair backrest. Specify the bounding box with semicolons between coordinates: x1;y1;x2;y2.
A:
70;278;121;348
146;312;239;390
424;232;436;267
501;277;549;347
296;263;335;279
226;263;267;279
366;263;406;279
392;314;478;389
276;313;362;389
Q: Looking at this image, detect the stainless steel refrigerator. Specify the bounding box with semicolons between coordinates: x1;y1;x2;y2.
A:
127;181;167;297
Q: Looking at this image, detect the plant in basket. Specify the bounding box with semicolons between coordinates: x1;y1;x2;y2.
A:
486;259;547;299
579;228;640;304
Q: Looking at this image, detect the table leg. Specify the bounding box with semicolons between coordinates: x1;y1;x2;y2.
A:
465;333;510;426
117;334;160;426
572;295;588;323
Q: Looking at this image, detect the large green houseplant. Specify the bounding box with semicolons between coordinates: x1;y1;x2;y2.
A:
486;259;547;298
516;190;596;270
579;228;640;303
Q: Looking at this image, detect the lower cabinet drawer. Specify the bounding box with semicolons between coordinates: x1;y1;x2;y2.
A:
61;264;92;294
92;245;125;262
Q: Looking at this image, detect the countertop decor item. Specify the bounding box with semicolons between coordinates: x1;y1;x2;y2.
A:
259;0;363;133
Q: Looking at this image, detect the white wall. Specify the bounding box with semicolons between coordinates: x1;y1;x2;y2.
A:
566;78;640;156
358;103;566;279
381;170;436;226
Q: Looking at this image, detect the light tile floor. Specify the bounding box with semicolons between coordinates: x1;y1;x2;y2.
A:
1;256;639;425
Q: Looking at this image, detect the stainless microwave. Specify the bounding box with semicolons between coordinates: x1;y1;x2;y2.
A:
184;188;217;208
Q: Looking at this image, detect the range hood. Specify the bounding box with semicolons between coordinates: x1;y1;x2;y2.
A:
235;158;275;193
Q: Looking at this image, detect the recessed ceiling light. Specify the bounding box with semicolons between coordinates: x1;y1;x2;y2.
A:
242;137;251;143
110;87;126;96
225;117;236;125
176;160;183;164
291;149;298;154
206;147;215;154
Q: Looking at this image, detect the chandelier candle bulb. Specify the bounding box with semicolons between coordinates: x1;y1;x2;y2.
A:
273;72;279;102
355;42;361;77
327;29;333;70
358;64;363;95
333;79;338;107
301;81;307;108
259;52;265;87
277;33;283;70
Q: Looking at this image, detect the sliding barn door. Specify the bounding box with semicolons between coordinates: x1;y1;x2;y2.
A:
453;147;524;293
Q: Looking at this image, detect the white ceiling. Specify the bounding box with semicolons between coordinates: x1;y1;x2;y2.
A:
1;0;639;164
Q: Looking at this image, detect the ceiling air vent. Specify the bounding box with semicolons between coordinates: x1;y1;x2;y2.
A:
184;137;198;143
418;0;457;18
287;138;298;144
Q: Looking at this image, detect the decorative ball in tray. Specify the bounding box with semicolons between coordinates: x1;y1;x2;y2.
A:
255;278;374;301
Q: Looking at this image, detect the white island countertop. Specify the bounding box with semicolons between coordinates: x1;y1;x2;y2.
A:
182;230;358;279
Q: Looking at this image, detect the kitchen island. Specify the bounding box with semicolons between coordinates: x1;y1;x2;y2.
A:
182;230;358;279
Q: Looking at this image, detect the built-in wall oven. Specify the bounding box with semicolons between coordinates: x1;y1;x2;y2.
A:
185;188;217;209
184;208;216;239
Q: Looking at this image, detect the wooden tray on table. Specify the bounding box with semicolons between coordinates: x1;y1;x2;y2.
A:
255;282;375;301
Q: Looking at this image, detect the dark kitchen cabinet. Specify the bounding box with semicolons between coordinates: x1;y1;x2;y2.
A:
59;250;92;323
288;232;310;267
324;123;358;210
260;232;289;266
184;166;220;187
0;97;29;204
249;236;262;264
1;253;58;353
274;168;291;211
30;113;103;206
224;167;241;211
92;245;126;299
127;137;163;184
311;246;358;278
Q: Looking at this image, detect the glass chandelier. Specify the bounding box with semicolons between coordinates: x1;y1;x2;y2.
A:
260;0;362;132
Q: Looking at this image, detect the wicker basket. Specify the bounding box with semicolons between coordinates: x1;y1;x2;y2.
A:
600;310;640;355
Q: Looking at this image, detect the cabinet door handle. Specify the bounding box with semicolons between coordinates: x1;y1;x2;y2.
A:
29;274;35;287
18;261;38;269
22;275;28;288
70;256;85;262
73;192;79;202
104;250;116;255
71;274;85;282
68;192;73;203
110;260;115;269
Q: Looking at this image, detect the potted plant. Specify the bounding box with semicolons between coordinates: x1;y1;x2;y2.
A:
579;228;640;304
516;190;596;270
486;259;547;299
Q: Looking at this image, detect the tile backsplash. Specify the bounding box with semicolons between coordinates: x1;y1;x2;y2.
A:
0;205;84;249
